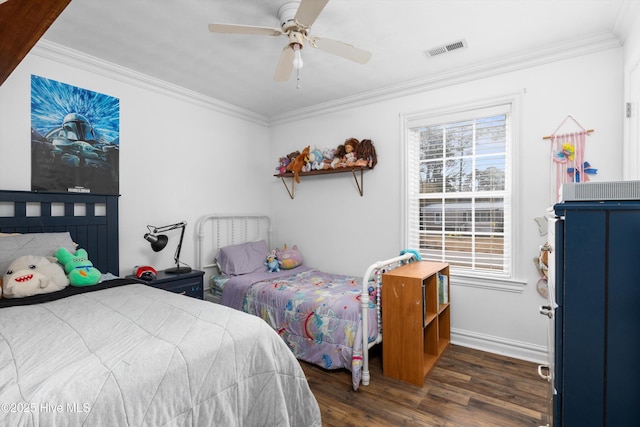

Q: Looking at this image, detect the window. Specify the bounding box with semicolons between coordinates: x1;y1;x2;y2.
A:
404;101;513;279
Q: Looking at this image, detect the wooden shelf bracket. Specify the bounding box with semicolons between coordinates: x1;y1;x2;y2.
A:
275;166;369;199
280;175;295;199
352;168;364;196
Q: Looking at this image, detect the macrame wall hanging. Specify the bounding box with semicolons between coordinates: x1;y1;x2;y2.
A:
543;115;596;203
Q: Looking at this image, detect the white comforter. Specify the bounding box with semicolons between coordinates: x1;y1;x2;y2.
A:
0;284;321;426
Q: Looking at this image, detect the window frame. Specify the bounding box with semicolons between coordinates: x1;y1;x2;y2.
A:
400;95;526;292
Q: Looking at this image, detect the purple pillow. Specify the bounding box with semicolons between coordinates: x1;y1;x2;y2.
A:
215;240;268;275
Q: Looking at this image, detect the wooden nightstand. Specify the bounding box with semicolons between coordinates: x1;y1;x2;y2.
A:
127;269;204;299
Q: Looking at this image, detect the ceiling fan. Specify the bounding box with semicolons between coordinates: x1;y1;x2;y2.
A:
208;0;371;83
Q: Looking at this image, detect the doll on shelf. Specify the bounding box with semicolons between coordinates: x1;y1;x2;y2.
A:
331;138;359;168
330;144;345;168
355;138;377;168
343;138;359;166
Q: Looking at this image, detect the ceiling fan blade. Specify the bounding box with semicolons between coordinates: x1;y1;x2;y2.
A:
295;0;329;28
274;45;295;81
311;37;372;64
208;23;283;36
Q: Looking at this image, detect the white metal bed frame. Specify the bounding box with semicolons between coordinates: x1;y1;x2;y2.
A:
195;214;415;387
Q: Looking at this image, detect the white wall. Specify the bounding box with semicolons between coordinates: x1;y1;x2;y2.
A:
0;45;271;276
269;48;624;361
623;8;640;178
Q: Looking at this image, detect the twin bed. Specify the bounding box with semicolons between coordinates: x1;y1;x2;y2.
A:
194;214;416;391
0;191;320;427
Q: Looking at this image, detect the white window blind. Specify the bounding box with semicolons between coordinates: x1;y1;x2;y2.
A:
406;102;512;277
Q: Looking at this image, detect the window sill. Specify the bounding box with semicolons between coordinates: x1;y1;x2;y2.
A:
451;273;526;293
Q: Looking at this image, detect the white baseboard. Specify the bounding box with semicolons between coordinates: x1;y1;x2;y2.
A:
451;328;547;364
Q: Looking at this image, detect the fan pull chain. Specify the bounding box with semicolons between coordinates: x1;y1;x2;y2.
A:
296;67;301;90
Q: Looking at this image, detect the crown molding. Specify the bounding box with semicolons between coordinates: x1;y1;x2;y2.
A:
32;40;269;127
269;32;621;126
32;32;620;129
612;0;640;43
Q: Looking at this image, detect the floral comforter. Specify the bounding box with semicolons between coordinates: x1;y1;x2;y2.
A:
219;268;378;390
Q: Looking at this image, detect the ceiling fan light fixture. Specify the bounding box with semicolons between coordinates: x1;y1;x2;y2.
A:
292;43;304;69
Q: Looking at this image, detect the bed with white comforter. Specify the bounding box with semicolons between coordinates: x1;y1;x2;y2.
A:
0;282;321;427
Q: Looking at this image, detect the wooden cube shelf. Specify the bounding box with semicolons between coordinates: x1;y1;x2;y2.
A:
382;261;451;386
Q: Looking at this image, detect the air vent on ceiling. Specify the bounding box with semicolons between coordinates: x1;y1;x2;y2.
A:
426;39;468;57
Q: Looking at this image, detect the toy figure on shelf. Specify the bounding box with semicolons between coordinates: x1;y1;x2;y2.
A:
308;148;324;170
276;156;290;175
332;138;359;168
286;145;310;183
322;147;336;169
343;138;359;166
355;138;377;168
286;150;300;164
331;144;345;168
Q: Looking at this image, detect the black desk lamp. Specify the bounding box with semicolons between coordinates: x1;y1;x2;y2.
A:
143;221;191;274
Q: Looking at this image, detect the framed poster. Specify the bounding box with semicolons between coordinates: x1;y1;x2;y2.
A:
30;75;120;195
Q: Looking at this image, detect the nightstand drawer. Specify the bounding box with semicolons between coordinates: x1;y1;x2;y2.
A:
152;279;203;299
127;269;204;300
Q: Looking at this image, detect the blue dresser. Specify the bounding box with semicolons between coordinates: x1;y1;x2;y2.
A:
550;200;640;426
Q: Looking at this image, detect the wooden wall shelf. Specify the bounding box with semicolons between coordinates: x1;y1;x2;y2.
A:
274;166;372;199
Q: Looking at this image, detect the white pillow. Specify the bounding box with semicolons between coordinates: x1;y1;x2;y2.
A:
0;232;77;275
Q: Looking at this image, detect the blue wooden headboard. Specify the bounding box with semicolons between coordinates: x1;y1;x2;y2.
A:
0;190;120;275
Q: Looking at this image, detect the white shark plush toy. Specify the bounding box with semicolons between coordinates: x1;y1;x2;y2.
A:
1;255;69;298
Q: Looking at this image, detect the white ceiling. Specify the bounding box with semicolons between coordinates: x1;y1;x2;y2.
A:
41;0;638;121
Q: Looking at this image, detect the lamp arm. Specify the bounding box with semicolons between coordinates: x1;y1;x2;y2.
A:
149;221;187;234
173;224;186;269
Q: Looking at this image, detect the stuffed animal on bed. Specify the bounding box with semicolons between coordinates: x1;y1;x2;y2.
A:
275;244;303;270
55;247;102;286
265;250;281;272
1;255;69;298
399;249;422;264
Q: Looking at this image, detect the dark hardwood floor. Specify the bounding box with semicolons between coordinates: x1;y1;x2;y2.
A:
300;344;548;427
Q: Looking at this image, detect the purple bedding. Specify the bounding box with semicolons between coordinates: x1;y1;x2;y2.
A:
219;267;378;390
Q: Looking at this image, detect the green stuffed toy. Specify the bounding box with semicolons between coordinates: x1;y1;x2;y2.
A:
55;247;102;286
